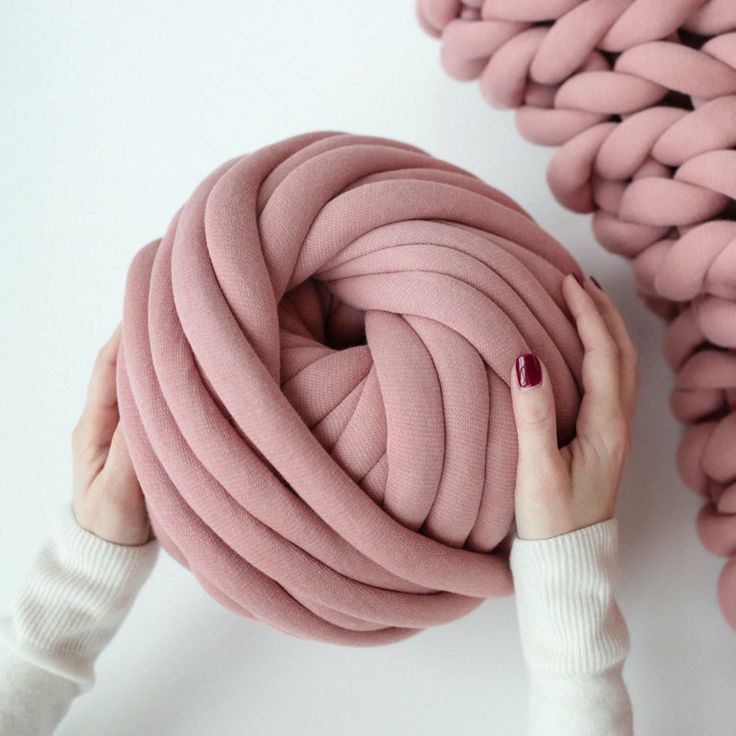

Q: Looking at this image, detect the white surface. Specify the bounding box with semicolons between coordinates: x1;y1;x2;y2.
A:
1;2;734;734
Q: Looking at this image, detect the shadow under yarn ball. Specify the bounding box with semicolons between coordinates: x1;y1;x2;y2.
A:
117;131;584;645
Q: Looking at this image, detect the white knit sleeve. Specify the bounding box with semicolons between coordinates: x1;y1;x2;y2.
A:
0;503;158;736
510;518;633;736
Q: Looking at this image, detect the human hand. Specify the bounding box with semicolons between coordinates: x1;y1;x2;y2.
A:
510;275;639;540
71;324;151;546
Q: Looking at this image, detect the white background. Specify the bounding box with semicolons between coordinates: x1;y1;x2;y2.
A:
2;2;734;734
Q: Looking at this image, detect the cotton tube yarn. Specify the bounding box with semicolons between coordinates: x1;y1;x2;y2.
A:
117;131;584;645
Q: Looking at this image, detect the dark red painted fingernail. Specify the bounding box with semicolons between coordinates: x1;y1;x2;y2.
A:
590;275;604;291
515;353;542;388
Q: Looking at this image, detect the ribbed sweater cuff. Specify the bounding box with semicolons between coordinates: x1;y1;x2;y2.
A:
510;518;629;677
0;503;158;689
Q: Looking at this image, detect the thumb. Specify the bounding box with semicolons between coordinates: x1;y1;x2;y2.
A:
510;353;559;466
99;423;143;501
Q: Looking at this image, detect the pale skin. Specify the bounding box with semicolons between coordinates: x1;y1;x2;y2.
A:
71;324;150;546
71;273;638;546
511;274;639;540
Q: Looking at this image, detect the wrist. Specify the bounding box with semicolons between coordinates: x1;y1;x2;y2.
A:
73;497;152;546
515;512;615;541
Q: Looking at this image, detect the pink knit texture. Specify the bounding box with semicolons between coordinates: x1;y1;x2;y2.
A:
418;0;736;630
116;131;584;645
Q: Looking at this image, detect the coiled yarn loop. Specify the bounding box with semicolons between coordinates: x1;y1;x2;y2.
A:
118;132;584;644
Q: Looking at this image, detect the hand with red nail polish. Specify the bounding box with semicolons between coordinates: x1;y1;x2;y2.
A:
509;275;639;540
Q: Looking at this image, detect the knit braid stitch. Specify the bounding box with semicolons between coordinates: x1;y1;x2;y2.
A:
117;132;584;645
417;0;736;628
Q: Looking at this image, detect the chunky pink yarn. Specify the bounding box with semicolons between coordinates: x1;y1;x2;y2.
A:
116;132;584;645
418;0;736;628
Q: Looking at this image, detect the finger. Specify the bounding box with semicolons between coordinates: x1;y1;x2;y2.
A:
510;353;560;466
74;324;122;452
562;274;621;427
99;423;142;502
583;277;639;421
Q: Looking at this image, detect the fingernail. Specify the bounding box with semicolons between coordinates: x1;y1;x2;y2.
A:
572;272;583;286
590;275;604;291
515;353;542;388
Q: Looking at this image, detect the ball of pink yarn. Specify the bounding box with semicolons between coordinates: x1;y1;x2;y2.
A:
417;0;736;628
117;131;584;645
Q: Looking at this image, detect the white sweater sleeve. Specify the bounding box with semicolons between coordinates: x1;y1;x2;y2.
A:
510;518;633;736
0;504;158;736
